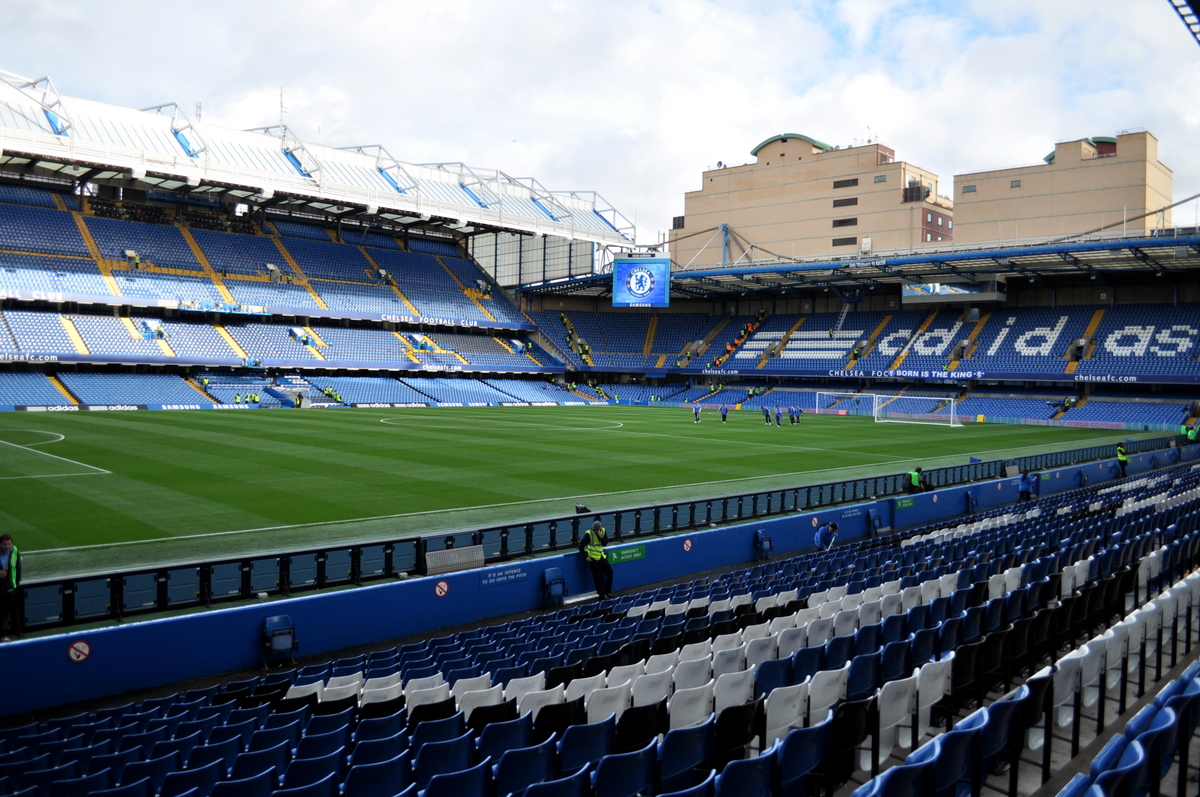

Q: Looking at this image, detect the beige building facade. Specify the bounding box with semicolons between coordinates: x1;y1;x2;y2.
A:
669;134;954;269
952;131;1173;244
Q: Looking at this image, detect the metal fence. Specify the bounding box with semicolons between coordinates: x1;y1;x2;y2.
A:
16;435;1176;633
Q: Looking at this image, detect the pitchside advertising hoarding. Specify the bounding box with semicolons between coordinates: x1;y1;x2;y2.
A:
612;257;670;308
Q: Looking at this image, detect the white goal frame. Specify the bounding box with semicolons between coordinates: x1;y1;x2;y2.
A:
813;392;880;417
874;394;962;427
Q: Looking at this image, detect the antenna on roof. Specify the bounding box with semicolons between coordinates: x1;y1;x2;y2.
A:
279;86;287;128
195;102;201;121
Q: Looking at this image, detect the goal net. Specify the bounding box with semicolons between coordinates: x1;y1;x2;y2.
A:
874;394;962;427
813;392;880;417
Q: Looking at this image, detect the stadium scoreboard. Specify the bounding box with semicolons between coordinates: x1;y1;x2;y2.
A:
612;256;670;308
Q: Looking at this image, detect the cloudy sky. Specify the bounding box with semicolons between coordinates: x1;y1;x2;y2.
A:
3;0;1199;243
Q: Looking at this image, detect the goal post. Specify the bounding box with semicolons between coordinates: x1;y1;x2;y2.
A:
874;394;962;427
812;392;880;417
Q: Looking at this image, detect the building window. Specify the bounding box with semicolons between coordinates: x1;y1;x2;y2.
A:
874;174;887;183
1011;179;1021;188
926;213;932;222
948;220;953;229
833;178;859;189
937;217;943;226
926;233;932;241
937;236;943;241
832;218;858;228
832;197;858;208
962;185;977;193
672;216;685;230
832;236;857;247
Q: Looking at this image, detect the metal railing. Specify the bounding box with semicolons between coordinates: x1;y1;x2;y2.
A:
15;435;1179;633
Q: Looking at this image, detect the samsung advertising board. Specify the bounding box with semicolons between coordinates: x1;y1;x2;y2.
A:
612;257;670;308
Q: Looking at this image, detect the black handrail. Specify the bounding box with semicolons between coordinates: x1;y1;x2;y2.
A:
15;435;1179;633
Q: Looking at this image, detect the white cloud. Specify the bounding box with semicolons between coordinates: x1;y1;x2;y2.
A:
1;0;1196;245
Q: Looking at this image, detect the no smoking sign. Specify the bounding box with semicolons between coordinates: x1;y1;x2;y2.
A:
434;580;450;598
68;640;91;663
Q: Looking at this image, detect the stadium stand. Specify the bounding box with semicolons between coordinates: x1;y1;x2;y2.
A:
56;373;211;405
10;461;1200;797
85;215;203;270
0;373;73;406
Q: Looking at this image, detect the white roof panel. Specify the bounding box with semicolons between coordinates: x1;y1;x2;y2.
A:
0;71;632;245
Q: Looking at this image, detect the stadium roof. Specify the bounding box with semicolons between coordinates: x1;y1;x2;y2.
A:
1168;0;1200;46
0;69;633;245
519;231;1200;300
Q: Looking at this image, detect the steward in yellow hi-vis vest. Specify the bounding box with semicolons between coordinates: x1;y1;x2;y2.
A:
583;521;613;600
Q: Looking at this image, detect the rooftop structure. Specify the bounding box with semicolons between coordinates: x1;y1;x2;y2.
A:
952;131;1173;244
668;134;952;269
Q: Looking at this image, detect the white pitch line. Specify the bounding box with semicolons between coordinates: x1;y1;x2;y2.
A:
0;437;110;475
34;454;918;554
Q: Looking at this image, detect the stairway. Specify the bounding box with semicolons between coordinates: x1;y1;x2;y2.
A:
436;255;496;322
48;375;79;405
58;316;89;354
179;227;237;304
758;317;806;369
888;311;939;370
643;316;658;356
947;312;992;371
270;237;330;310
1065;309;1106;374
846;314;893;369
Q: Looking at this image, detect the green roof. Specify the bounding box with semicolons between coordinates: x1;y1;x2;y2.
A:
1044;136;1118;163
750;133;834;157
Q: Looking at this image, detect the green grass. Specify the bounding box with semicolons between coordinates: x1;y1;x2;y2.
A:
0;406;1133;579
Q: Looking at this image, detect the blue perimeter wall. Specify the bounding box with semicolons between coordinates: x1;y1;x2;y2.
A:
4;444;1197;718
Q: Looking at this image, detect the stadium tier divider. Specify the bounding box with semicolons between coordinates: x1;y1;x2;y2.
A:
9;464;1200;797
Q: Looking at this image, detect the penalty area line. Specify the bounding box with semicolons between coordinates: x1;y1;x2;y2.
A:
0;438;110;475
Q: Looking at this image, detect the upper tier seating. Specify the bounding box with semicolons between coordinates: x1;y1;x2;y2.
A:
0;183;74;209
369;250;490;322
279;237;376;282
191;229;286;277
960;308;1095;374
0;204;89;256
272;219;332;241
408;237;462;257
1075;304;1200;376
85;216;203;270
0;253;109;296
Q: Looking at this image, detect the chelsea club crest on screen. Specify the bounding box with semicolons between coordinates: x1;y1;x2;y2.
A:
626;266;656;299
612;257;670;308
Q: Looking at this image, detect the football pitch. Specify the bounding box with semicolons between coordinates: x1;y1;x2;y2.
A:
0;406;1133;579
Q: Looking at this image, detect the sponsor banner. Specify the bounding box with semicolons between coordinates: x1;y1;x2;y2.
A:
84;405;143;411
530;402;558;406
352;403;429;408
0;288;535;332
152;404;205;411
500;402;531;407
